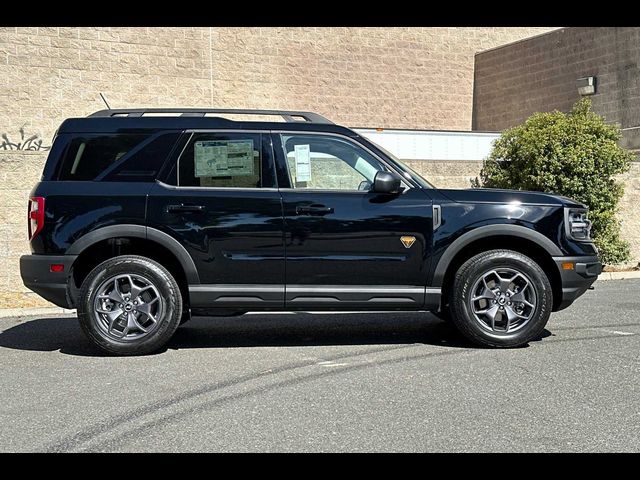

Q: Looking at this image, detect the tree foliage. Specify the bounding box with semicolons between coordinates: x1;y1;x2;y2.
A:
474;99;633;264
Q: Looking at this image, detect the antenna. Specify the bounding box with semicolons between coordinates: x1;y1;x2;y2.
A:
99;93;111;110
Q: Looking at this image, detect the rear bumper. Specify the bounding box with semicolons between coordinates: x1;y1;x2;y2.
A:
20;254;78;308
553;255;602;311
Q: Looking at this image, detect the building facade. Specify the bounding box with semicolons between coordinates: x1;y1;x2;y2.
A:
473;27;640;154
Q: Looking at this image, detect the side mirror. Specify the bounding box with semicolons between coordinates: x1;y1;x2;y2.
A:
372;171;402;194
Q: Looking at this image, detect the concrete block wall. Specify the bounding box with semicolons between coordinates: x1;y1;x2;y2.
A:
1;26;557;147
473;27;640;152
0;152;47;307
208;27;557;131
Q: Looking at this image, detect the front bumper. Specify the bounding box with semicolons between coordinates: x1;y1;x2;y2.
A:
553;255;602;311
20;254;78;308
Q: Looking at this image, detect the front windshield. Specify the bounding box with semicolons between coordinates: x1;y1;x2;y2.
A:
359;137;435;189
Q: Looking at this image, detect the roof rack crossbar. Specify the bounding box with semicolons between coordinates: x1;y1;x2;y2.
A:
89;108;333;124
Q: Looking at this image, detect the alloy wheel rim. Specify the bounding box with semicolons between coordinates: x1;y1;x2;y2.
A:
468;267;537;334
93;273;164;341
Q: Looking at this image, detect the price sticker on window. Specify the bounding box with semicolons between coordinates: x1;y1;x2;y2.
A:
195;140;255;177
294;144;311;182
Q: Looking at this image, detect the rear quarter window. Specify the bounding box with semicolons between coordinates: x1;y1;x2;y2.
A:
56;133;179;182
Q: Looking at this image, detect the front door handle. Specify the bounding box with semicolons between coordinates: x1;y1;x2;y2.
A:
296;204;334;216
167;204;206;213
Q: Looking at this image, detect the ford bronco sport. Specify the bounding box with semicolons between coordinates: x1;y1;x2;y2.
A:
20;108;602;355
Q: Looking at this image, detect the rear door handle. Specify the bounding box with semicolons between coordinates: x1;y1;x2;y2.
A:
166;204;206;213
296;205;334;216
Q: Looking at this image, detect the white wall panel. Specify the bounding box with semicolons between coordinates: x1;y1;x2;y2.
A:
355;129;499;161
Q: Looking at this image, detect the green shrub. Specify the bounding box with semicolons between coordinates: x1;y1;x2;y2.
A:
474;98;633;265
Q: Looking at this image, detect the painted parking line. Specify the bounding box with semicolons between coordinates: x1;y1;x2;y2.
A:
590;328;635;336
317;361;351;367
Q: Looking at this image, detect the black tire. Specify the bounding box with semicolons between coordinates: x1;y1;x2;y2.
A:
77;255;183;356
449;249;552;348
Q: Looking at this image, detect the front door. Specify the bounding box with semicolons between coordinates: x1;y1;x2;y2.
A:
273;132;434;310
147;131;285;309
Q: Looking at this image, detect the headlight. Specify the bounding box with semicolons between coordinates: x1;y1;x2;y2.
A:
564;208;592;241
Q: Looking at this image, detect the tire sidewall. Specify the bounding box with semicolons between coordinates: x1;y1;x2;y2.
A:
77;256;182;355
451;251;552;347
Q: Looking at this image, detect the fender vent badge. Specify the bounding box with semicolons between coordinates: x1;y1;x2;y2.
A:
400;236;416;248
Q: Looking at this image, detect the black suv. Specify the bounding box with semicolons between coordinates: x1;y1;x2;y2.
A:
20;108;602;355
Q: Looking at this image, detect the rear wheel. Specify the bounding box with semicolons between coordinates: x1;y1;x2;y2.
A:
77;255;182;355
449;249;552;348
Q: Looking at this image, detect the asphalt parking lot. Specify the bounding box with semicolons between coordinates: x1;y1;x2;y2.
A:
0;279;638;452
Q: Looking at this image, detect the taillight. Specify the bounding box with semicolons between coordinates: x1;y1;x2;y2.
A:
28;196;45;240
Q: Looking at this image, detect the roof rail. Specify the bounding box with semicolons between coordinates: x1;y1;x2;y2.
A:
88;108;333;124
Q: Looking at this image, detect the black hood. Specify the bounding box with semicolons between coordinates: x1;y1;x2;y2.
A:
437;188;587;209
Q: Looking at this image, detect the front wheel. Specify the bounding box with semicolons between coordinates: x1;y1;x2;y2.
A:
77;255;183;355
449;249;552;348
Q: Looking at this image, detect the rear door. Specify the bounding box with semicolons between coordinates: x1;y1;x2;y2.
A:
147;130;285;309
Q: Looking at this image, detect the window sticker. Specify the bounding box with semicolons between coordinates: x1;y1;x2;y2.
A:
194;140;255;177
294;144;311;182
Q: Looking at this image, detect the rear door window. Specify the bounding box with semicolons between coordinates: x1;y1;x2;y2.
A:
177;132;263;188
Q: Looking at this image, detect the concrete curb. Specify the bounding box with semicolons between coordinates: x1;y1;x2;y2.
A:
598;271;640;281
1;273;638;319
0;307;76;319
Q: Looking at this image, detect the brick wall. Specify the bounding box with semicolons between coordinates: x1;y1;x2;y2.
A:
473;27;640;152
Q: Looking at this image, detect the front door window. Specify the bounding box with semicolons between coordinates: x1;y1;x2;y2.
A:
280;134;387;191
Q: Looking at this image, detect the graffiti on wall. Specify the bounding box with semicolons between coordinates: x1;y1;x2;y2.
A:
1;126;51;151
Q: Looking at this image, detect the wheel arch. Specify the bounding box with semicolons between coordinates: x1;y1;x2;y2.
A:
433;225;563;311
66;225;199;307
67;225;198;283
